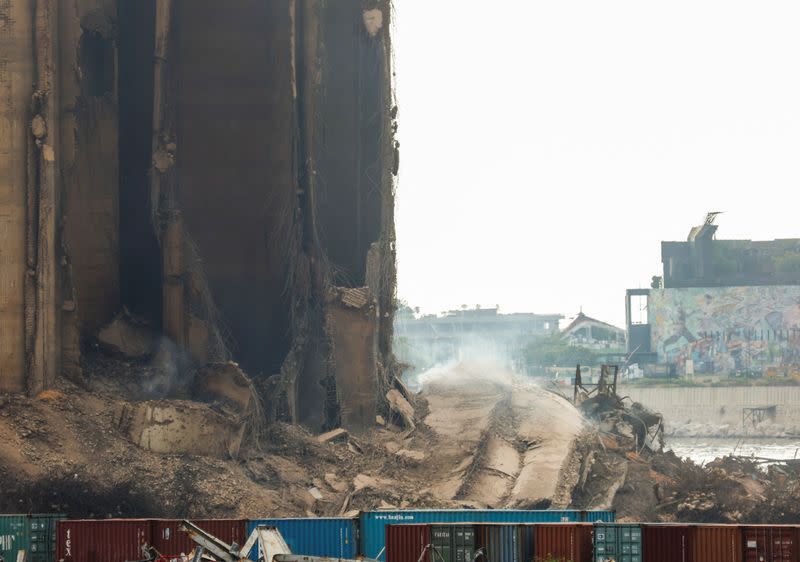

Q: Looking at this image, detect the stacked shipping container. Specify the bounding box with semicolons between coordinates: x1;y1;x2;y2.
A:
386;523;799;562
0;514;62;562
1;514;797;562
389;523;595;562
360;509;613;560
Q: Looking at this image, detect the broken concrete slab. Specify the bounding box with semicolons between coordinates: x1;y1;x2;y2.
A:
324;472;349;493
97;309;154;359
362;8;383;37
386;388;415;429
352;473;396;492
317;428;348;443
395;448;426;462
117;400;244;458
194;361;254;415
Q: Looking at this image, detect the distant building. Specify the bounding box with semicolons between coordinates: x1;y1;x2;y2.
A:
626;214;800;376
394;306;563;372
661;212;800;288
561;312;625;351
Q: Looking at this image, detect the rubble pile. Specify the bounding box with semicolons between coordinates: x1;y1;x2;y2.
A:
568;383;800;523
4;352;800;523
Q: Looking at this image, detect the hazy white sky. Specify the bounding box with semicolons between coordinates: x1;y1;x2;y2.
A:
392;1;800;327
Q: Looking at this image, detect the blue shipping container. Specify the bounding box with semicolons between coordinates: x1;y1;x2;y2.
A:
582;511;615;523
361;510;614;560
246;518;358;560
477;525;534;562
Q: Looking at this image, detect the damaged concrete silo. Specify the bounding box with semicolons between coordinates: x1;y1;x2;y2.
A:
0;0;400;433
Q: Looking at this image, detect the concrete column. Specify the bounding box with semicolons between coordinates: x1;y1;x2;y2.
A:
29;0;61;395
0;0;35;392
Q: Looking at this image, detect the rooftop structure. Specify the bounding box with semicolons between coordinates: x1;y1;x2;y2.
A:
661;213;800;288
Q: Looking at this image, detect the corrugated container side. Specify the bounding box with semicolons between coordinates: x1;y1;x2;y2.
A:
534;524;592;562
0;514;63;562
742;526;799;562
692;525;742;562
432;526;453;562
152;519;246;556
0;515;31;561
57;519;153;562
594;523;642;562
477;525;532;562
360;510;608;560
453;525;476;562
246;518;358;560
29;514;64;562
387;525;431;562
643;525;693;562
581;511;615;523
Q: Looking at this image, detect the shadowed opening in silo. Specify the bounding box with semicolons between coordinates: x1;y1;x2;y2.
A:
117;0;163;328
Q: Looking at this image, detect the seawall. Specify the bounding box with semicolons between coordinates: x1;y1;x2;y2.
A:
617;385;800;436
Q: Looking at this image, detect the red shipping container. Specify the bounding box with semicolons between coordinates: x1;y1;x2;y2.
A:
387;524;431;562
743;526;799;562
151;519;247;556
534;524;592;562
643;525;693;562
692;525;742;562
56;519;152;562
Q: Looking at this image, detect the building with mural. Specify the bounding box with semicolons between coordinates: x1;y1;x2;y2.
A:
626;214;800;376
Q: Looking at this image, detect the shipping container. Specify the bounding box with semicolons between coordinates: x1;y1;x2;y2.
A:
475;524;533;562
29;515;63;562
742;526;798;562
643;525;693;562
535;524;593;562
387;524;431;562
582;512;616;524
57;519;153;562
361;510;613;560
0;514;63;562
453;525;477;562
152;519;246;557
594;523;642;562
692;525;742;562
245;518;358;560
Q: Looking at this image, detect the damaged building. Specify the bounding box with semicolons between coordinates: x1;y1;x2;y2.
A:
626;213;800;376
0;0;400;432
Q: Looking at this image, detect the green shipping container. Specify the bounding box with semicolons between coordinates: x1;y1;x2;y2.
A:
0;514;63;562
431;526;476;562
594;524;642;562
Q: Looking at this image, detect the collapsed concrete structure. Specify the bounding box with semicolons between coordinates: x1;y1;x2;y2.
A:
0;0;399;432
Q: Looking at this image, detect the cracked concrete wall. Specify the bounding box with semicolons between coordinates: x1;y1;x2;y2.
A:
0;1;399;434
60;2;120;342
325;288;379;431
0;0;35;392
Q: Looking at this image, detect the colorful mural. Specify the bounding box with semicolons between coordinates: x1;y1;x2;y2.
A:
649;286;800;375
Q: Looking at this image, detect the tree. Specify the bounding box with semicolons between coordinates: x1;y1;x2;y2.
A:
522;334;599;368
